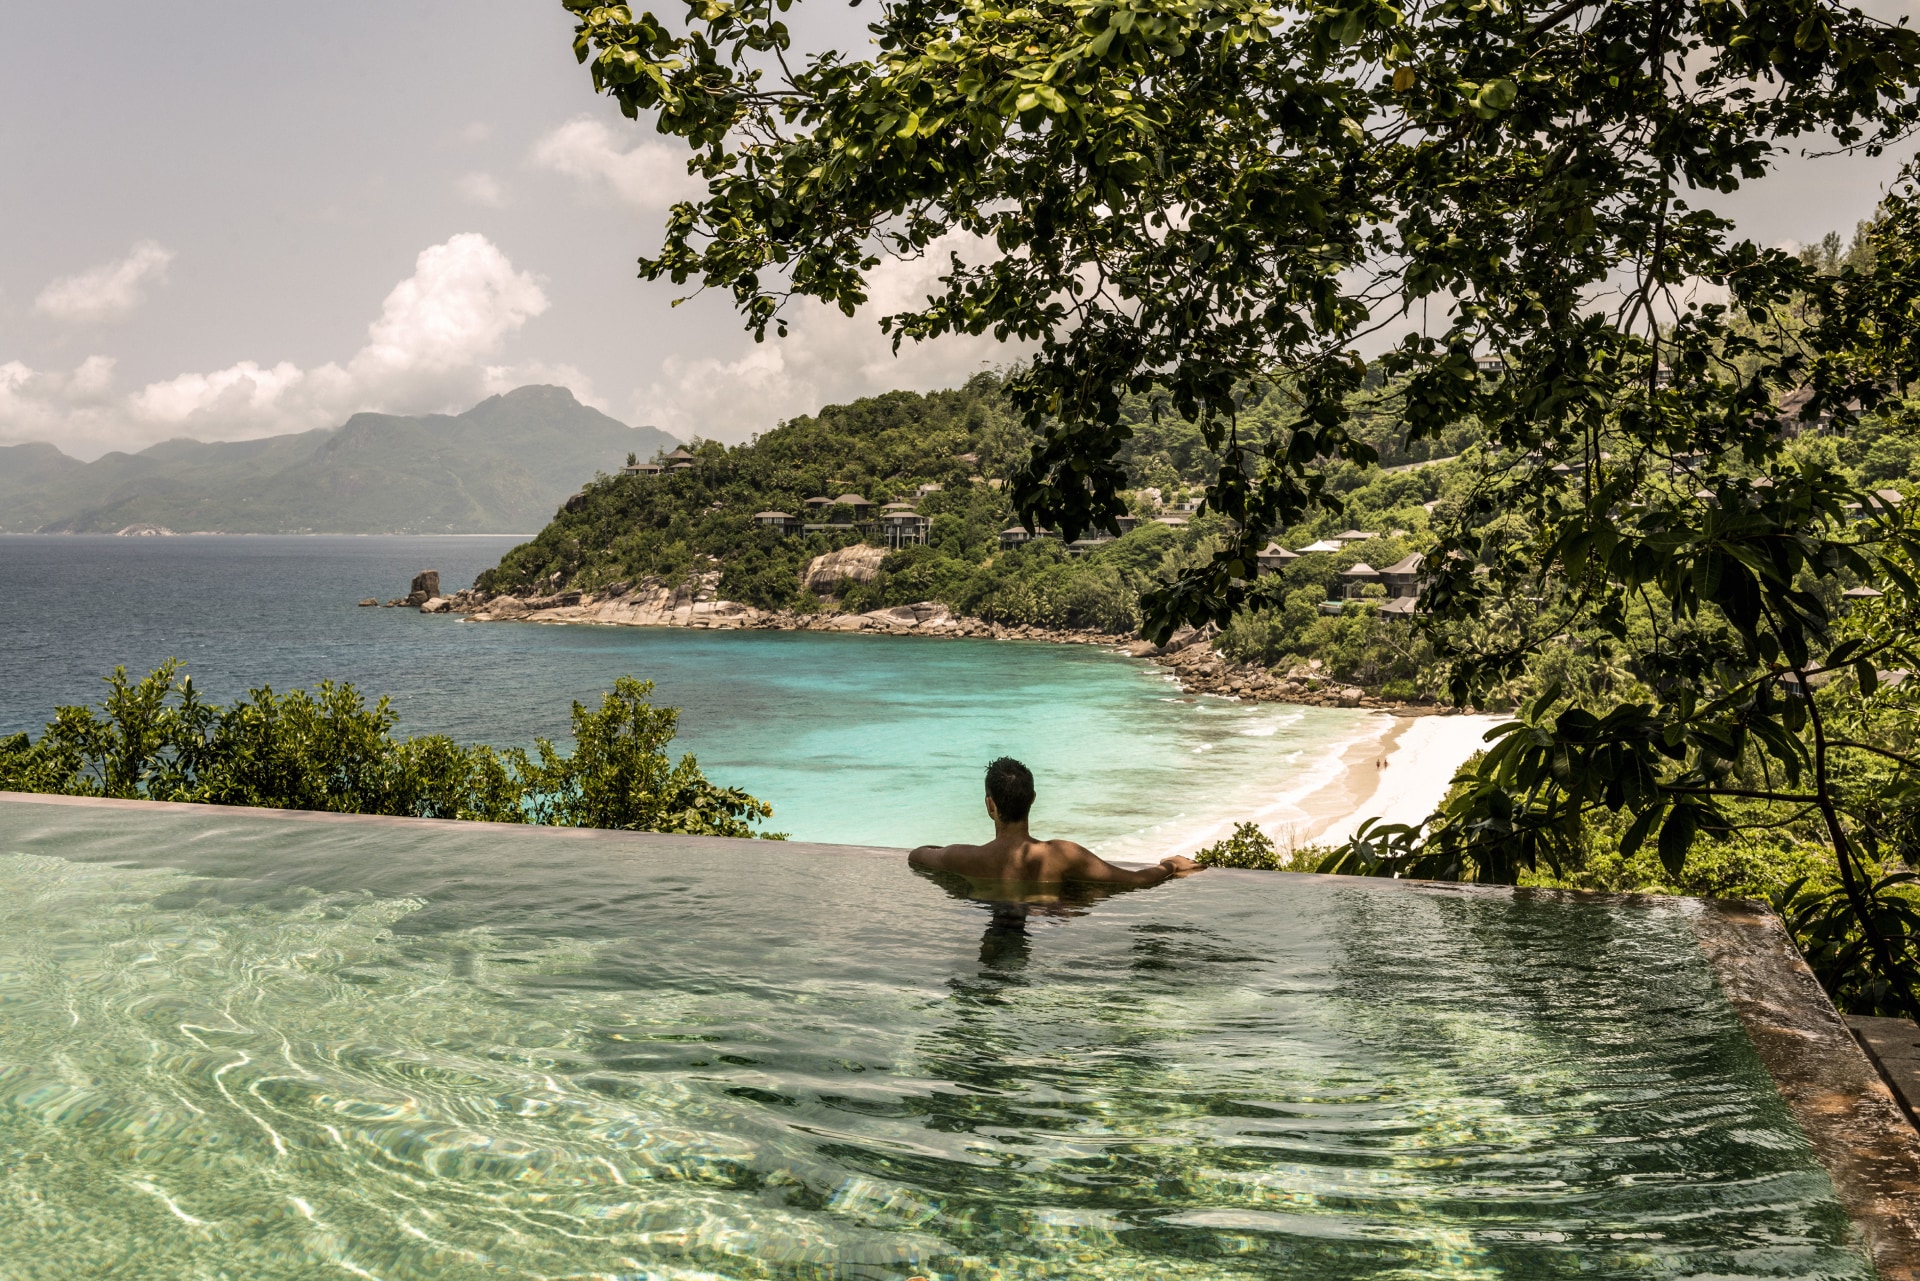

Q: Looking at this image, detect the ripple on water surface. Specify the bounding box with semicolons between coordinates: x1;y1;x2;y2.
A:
0;800;1871;1280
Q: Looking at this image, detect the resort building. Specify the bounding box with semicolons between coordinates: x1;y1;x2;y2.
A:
799;494;878;534
1067;536;1114;557
1256;543;1299;574
1379;552;1425;599
1333;529;1377;542
1340;562;1383;598
1321;562;1381;614
1295;538;1342;554
622;461;663;477
881;511;932;549
1844;488;1906;520
753;511;803;535
999;525;1054;548
663;448;697;472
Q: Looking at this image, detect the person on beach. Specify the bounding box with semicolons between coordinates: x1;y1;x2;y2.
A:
910;757;1202;887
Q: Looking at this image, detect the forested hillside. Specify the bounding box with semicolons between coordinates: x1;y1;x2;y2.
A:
478;373;1472;651
482;365;1917;714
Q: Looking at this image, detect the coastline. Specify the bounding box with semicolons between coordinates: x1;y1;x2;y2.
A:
432;578;1428;712
1309;712;1504;846
426;578;1502;856
1144;712;1411;863
1124;710;1503;866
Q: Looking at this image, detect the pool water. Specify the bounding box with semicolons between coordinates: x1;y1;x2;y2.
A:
0;798;1869;1279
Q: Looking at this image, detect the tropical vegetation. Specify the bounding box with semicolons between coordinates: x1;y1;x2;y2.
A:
553;0;1920;1016
0;663;781;839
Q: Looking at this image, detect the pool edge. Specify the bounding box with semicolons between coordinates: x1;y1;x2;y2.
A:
1690;897;1920;1280
0;789;901;859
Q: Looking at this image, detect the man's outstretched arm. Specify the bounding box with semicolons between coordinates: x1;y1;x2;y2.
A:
1061;844;1201;886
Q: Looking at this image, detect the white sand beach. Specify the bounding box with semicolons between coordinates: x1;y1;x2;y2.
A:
1306;712;1505;848
1146;709;1505;863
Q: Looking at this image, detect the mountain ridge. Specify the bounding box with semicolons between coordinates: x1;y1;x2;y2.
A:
0;387;679;534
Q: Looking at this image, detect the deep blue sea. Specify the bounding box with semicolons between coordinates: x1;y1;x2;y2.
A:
0;535;1374;855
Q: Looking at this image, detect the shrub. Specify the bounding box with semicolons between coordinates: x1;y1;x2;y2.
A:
1195;821;1283;869
0;663;782;839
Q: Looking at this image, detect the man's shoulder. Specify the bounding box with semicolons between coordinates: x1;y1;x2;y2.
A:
909;841;986;871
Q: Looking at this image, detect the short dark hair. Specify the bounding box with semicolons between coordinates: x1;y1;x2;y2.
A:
985;757;1036;822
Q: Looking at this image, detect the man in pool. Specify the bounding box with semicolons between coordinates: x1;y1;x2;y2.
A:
909;757;1203;886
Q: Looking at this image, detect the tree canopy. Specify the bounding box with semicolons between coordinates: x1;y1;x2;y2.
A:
559;0;1920;1013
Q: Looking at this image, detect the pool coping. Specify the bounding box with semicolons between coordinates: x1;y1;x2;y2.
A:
1689;896;1920;1280
0;788;903;859
4;791;1919;1274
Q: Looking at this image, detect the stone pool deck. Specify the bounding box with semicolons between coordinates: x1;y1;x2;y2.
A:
1851;1015;1920;1130
1693;897;1920;1280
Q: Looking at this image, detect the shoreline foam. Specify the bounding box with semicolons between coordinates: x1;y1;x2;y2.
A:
1122;710;1504;866
1309;713;1503;847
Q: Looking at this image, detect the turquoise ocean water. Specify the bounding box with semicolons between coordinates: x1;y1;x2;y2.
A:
0;535;1375;856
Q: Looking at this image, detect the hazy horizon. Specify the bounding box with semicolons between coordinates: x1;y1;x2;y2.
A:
3;382;674;465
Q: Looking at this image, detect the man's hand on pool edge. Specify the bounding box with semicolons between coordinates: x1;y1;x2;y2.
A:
1158;854;1202;879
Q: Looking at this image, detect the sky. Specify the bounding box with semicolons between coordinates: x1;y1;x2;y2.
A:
1;1;1912;460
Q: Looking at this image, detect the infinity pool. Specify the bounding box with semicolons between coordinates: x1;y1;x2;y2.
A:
0;797;1873;1279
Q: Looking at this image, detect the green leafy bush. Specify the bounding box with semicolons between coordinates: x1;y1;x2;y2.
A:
1195;822;1283;870
0;663;781;839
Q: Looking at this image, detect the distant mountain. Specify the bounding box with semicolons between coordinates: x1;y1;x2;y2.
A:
0;387;680;534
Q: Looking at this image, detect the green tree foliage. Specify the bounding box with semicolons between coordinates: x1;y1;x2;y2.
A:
0;664;779;839
555;0;1920;1014
1195;821;1284;870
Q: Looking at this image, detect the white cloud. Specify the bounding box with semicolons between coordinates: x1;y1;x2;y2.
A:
2;233;551;457
34;241;175;324
638;232;1020;442
531;117;702;210
457;171;506;207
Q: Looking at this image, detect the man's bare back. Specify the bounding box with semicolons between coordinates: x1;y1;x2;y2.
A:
910;757;1201;888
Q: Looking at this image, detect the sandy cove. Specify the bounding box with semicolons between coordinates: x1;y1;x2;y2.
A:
421;575;1502;861
431;574;1426;713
